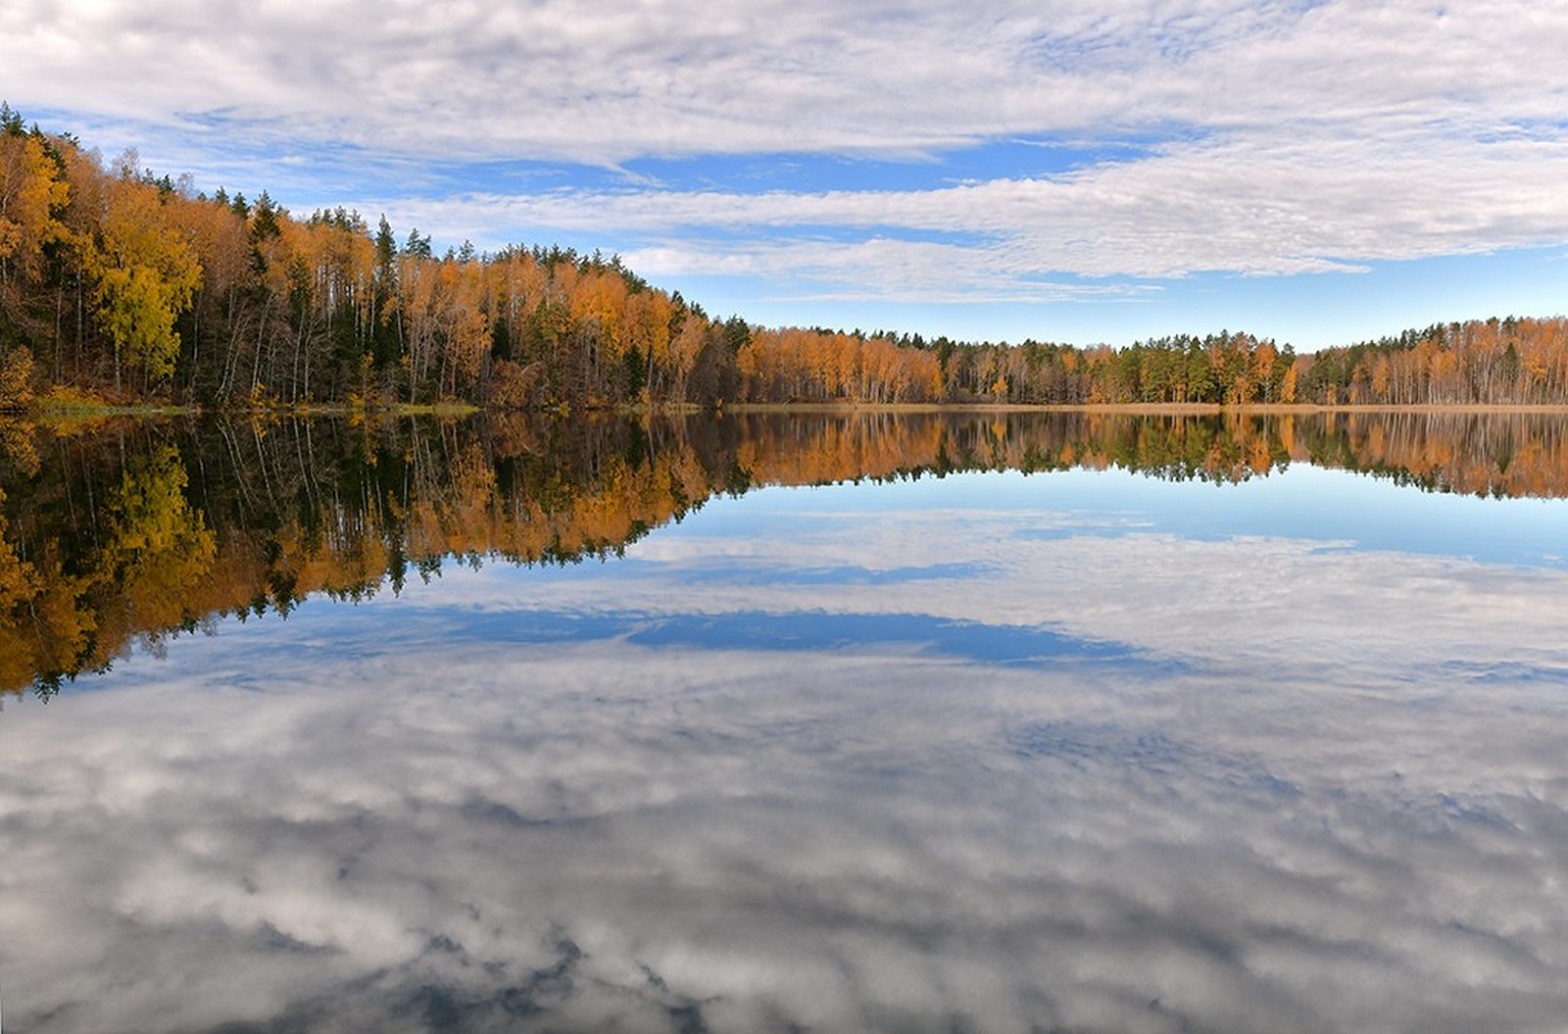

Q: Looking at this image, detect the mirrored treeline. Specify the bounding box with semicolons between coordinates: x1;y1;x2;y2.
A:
3;409;1567;696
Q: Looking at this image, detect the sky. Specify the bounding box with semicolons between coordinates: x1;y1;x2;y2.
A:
3;0;1568;349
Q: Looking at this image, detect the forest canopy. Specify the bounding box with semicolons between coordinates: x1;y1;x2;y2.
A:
2;104;1566;412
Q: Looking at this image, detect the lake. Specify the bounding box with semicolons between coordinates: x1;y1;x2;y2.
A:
1;410;1566;1033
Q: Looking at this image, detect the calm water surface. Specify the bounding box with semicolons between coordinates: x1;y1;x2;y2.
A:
1;413;1566;1033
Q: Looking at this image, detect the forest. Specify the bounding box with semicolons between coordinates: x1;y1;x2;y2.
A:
3;408;1566;698
3;104;1568;411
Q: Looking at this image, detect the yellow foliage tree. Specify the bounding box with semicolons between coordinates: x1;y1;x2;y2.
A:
0;130;70;284
85;172;202;389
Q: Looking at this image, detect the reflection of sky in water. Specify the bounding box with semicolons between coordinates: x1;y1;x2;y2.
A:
684;464;1568;568
2;462;1568;1032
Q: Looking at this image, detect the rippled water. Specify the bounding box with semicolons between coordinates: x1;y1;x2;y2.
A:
1;413;1566;1032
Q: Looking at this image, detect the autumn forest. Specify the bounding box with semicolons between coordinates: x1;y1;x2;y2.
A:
3;106;1568;413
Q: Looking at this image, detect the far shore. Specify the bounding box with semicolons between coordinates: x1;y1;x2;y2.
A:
6;399;1568;424
718;401;1568;415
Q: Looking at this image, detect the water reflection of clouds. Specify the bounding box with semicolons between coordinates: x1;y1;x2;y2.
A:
399;606;1176;676
430;499;1567;686
3;475;1568;1031
760;465;1568;568
677;559;995;586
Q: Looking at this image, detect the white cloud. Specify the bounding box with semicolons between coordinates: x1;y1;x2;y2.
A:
7;0;1563;159
369;125;1568;288
4;1;1568;303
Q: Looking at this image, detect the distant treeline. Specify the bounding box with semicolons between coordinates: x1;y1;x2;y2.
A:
3;105;1567;410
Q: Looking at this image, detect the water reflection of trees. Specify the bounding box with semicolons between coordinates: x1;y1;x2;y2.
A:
3;410;1566;696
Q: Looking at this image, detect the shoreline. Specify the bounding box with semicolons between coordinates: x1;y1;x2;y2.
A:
7;400;1568;423
716;401;1568;415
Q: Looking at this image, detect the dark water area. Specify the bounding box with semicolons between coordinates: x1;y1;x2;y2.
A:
1;410;1566;1032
